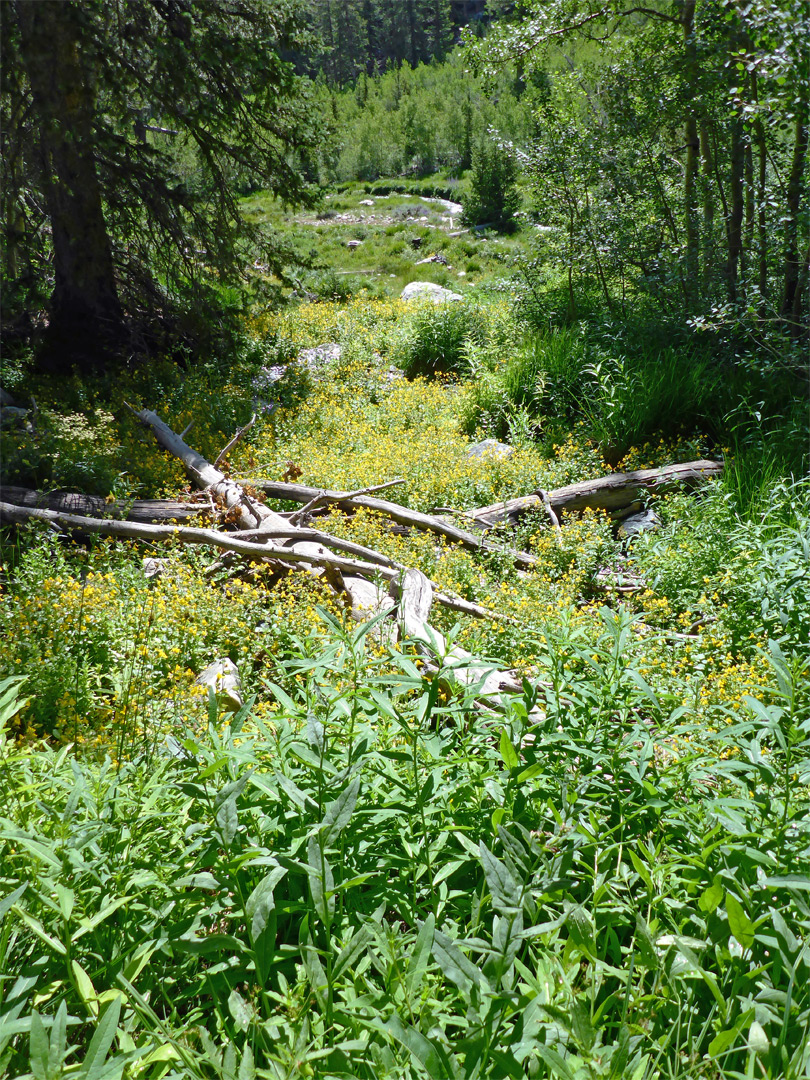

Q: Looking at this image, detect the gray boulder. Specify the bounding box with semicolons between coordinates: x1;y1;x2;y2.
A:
618;509;661;539
298;343;342;369
401;281;463;304
466;439;514;461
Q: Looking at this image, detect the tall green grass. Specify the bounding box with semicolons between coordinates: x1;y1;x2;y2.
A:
2;609;809;1079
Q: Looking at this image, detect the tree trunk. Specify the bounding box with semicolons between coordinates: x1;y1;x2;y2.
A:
726;115;745;302
700;122;716;288
14;1;123;370
782;93;809;328
752;74;768;309
681;0;700;302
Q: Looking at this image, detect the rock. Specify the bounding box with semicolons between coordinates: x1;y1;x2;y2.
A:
298;342;342;369
196;658;243;713
0;388;20;407
1;406;31;428
142;557;169;580
410;237;423;250
401;281;463;304
347;239;363;249
618;509;661;539
359;199;375;206
415;253;449;266
466;439;514;461
457;270;466;277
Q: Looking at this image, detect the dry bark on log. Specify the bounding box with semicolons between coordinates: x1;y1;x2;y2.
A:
0;485;206;524
233;477;538;570
132;408;289;534
396;569;524;700
467;460;723;528
0;501;505;624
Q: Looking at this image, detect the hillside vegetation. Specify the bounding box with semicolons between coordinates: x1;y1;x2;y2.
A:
1;3;809;1079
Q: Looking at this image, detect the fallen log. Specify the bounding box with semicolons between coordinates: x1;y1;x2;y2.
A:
232;477;538;570
467;460;723;528
0;485;206;524
397;569;524;701
131;408;289;535
0;501;506;624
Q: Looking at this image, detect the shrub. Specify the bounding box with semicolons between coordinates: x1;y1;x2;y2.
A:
461;138;521;231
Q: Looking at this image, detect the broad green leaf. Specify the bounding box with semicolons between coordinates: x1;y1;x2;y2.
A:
54;883;75;922
307;836;335;925
405;914;435;1000
8;834;62;871
699;879;724;914
72;960;98;1017
332;924;373;984
319;779;360;847
432;929;480;992
479;841;521;912
383;1013;449;1080
172;873;219;890
13;908;67;956
72;897;133;941
763;874;810;891
535;1043;576;1080
245;866;287;941
216;796;238;847
725;894;755;949
0;882;27;923
77;996;121;1080
499;728;519;770
238;1044;255;1080
708;1008;754;1059
228;990;252;1032
748;1020;769;1055
48;1003;68;1077
29;1010;49;1080
173;933;246;956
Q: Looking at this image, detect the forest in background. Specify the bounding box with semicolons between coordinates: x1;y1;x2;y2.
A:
1;2;809;1078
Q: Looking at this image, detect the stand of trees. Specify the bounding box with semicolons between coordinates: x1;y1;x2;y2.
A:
301;0;457;86
468;0;809;338
2;0;320;372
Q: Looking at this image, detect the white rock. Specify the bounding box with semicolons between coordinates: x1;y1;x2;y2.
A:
359;199;375;206
466;439;514;460
298;343;342;369
142;557;169;580
347;239;363;249
401;281;463;304
196;658;243;713
618;509;661;538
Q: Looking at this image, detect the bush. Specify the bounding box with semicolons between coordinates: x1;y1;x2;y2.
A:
461;139;521;231
390;301;498;378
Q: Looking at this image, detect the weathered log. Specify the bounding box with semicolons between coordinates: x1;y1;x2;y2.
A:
467;460;724;528
0;501;506;623
233;477;538;570
396;569;524;700
0;485;206;524
132;408;289;534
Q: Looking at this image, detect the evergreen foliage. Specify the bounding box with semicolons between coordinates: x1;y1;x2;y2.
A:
3;0;321;371
461;137;521;229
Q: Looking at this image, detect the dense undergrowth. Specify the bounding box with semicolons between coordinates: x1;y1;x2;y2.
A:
2;282;809;1077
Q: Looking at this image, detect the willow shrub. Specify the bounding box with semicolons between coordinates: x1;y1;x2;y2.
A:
2;611;809;1080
